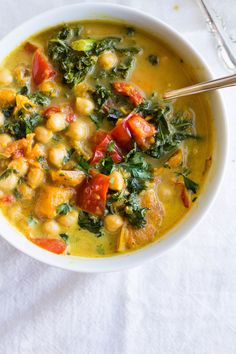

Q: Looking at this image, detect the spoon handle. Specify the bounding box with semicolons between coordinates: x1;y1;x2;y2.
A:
163;74;236;100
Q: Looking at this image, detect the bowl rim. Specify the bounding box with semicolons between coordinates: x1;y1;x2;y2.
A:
0;2;228;272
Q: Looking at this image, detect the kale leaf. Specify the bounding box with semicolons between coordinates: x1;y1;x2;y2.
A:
78;211;104;237
59;233;70;244
92;85;111;108
2;105;15;119
76;156;91;175
56;203;72;215
28;92;50;106
48;38;96;86
176;168;199;194
138;96;198;160
4;112;43;139
124;193;148;228
148;54;159;65
93;37;121;55
95;156;115;175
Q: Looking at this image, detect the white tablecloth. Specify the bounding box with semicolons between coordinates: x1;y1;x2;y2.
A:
0;1;236;353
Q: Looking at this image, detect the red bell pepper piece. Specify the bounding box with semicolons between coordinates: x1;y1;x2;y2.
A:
43;105;60;117
32;49;55;85
24;41;39;53
31;238;67;254
111;116;133;151
90;130;123;165
113;82;144;106
77;173;110;216
127;113;156;149
0;195;15;204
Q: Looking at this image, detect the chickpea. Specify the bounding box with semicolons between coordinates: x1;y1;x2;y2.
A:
0;68;13;85
39;80;59;97
0;172;18;192
8;157;28;176
42;220;60;236
109;171;124;191
0;112;4;127
35;126;53;144
0;134;12;149
46;112;66;132
98;51;118;70
18;183;34;200
104;214;124;233
58;210;78;227
74;82;90;98
48;145;67;168
75;97;94;116
66;120;90;141
27;167;45;189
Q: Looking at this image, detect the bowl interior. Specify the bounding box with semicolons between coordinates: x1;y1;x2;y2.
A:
0;3;228;272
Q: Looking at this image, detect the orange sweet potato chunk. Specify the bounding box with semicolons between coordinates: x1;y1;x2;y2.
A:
34;185;75;219
50;170;85;187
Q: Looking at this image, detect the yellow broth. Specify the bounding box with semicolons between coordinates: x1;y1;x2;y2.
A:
0;21;213;257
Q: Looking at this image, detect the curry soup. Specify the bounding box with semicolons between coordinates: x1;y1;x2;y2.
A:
0;21;213;257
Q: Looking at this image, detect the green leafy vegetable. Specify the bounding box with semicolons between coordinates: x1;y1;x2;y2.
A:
183;176;198;194
96;244;105;255
28;214;38;226
4;112;43;139
124;193;147;228
107;140;116;153
120;145;152;195
2;105;15;119
89;112;103;128
127;177;147;194
92;85;111;108
106;108;123;124
13;188;22;199
57;25;83;40
76;156;91;175
148;54;159;65
121;146;152;180
48;38;96;86
18;86;29;95
0;169;17;180
138;96;197;159
78;211;103;237
176;168;199;194
56;203;72;215
71;38;96;52
59;233;69;244
116;47;140;55
125;27;135;36
95;156;115;175
37;156;49;171
94;37;121;55
111;56;135;79
28;92;50;106
63;148;75;164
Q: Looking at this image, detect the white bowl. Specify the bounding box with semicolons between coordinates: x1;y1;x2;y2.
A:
0;3;228;272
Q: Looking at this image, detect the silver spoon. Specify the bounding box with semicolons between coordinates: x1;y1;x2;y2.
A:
163;74;236;100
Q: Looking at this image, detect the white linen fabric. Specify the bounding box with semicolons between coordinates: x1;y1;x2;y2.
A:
0;1;236;353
